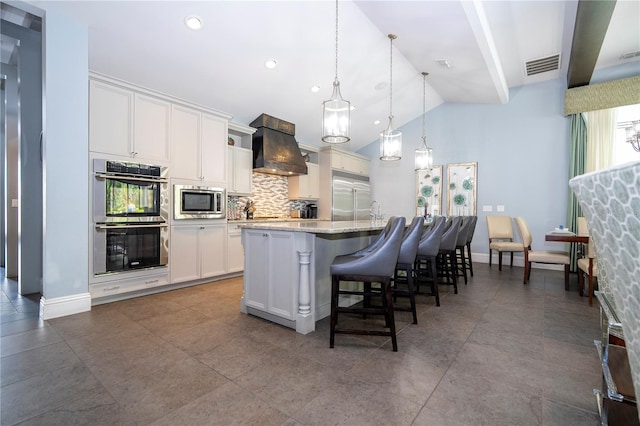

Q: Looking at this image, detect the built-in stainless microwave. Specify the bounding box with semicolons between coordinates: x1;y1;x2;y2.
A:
174;185;226;220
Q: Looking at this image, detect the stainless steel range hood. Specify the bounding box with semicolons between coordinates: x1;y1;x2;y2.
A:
250;114;308;176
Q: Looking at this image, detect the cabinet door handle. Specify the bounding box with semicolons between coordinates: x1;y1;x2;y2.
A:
104;286;120;292
145;279;159;284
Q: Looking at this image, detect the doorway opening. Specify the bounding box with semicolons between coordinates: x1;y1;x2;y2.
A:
1;2;44;296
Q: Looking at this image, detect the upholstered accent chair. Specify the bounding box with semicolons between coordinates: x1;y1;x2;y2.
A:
576;217;598;306
514;216;570;289
486;215;524;270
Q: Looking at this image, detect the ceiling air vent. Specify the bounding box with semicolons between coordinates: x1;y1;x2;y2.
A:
525;54;560;76
620;50;640;60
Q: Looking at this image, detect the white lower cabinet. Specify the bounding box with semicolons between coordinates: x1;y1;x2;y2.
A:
243;229;297;320
226;225;244;273
170;223;226;284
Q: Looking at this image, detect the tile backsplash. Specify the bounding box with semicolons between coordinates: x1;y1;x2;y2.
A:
228;172;310;219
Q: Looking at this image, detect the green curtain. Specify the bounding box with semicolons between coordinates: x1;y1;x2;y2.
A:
567;113;587;271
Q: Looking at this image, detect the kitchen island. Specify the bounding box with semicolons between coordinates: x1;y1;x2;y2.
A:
235;220;388;334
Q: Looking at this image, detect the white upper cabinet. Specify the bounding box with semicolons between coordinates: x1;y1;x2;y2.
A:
89;80;133;157
342;154;369;176
133;94;171;163
89;80;170;163
171;105;200;180
171;105;227;184
227;146;253;195
200;113;227;184
288;162;319;200
226;123;256;196
323;147;369;176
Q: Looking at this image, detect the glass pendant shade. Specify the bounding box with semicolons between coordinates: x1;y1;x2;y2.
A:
322;79;350;143
415;140;433;170
380;116;402;161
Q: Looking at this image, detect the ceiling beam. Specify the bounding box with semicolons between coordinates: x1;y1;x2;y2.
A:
567;0;617;88
461;0;509;104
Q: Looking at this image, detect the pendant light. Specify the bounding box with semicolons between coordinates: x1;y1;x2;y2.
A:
415;72;433;170
380;34;401;161
322;0;350;144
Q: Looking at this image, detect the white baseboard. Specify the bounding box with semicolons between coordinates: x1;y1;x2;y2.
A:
40;293;91;320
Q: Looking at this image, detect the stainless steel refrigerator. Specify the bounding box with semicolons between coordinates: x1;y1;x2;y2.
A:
332;174;371;221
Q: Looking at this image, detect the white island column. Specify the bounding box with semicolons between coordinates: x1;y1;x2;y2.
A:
296;250;313;333
294;232;315;334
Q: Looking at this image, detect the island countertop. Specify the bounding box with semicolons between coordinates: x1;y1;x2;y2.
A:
233;219;388;234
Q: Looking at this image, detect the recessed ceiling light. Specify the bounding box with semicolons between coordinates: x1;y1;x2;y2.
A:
185;16;202;30
350;105;356;110
374;119;381;125
374;82;388;91
311;85;320;93
264;59;277;69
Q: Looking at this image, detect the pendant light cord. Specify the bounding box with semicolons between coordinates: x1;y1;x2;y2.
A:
422;72;427;148
389;35;394;118
334;0;339;82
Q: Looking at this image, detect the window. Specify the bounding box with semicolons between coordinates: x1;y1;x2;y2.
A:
613;104;640;166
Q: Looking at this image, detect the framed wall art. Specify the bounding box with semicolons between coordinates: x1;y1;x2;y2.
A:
447;162;477;216
416;165;443;217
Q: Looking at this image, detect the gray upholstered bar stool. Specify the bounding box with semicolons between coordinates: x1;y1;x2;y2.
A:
415;216;447;306
329;216;406;351
465;216;478;277
391;216;425;324
454;216;473;285
437;216;462;294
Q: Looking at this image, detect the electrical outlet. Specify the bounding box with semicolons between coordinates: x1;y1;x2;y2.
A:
482;205;493;212
497;205;505;212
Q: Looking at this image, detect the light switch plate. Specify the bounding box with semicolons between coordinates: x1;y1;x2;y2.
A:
497;205;505;212
11;199;18;208
482;205;493;212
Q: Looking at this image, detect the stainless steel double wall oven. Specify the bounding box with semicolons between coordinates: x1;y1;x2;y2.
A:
93;159;169;275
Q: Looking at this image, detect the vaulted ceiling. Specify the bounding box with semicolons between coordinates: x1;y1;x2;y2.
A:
15;1;640;150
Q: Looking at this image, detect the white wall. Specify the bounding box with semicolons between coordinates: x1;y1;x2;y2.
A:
41;8;90;304
359;78;571;256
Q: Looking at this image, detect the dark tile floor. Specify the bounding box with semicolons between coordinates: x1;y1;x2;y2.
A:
1;264;602;425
